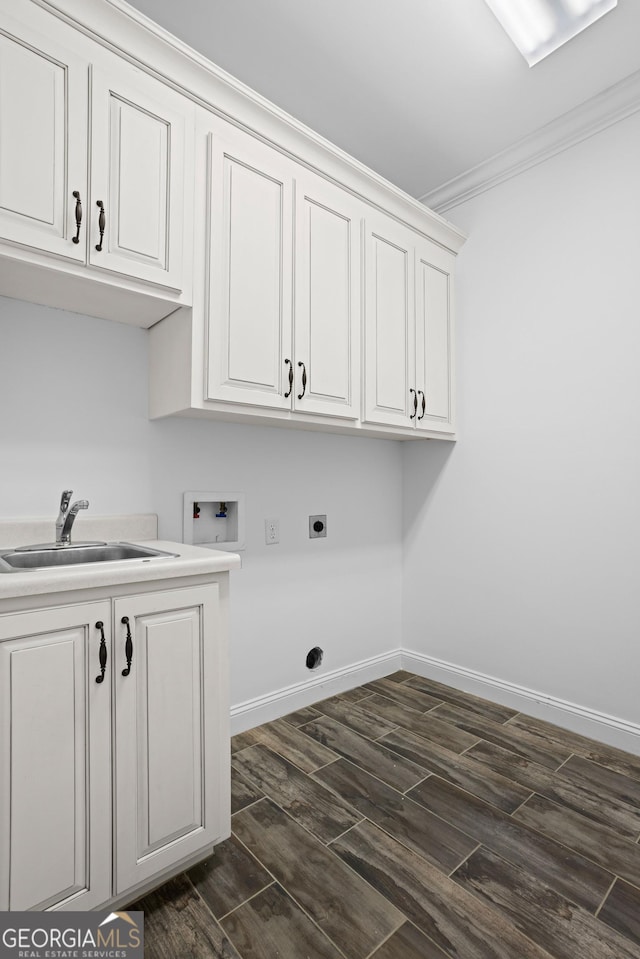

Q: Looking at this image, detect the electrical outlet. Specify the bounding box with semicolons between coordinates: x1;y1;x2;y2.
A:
265;518;279;545
309;514;327;538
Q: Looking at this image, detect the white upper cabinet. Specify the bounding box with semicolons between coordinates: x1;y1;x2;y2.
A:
0;1;194;323
206;120;293;410
415;239;455;433
0;16;87;261
204;115;362;419
363;214;415;429
89;61;189;291
294;171;361;419
363;215;456;435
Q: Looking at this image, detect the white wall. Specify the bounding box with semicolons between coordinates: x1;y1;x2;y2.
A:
0;296;403;710
404;111;640;732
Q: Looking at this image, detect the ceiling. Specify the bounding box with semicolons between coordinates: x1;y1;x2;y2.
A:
126;0;640;201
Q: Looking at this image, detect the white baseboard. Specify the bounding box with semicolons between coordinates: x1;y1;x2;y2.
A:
402;649;640;756
230;649;403;734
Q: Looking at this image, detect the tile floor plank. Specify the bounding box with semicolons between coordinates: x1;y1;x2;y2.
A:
281;705;322;727
253;718;338;773
431;703;573;769
404;675;518;724
559;754;640;810
316;758;477;875
302;715;427;792
514;795;640;887
506;713;640;782
383;670;417;684
359;694;479;753
313;695;399;740
379;726;532;813
513;793;640;891
233;798;404;959
598;879;640;947
334;687;373;704
220;883;344;959
231;768;264;815
331;819;554;959
231;729;262;754
408;776;613;911
453;845;640;959
369;921;450;959
232;743;363;843
468;739;640;840
132;874;242;959
188;835;273;919
364;677;443;712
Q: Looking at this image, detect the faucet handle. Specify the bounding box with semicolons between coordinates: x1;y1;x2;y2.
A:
59;490;73;513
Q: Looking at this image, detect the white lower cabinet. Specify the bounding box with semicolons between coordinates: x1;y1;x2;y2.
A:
0;602;112;911
0;582;227;911
113;586;224;894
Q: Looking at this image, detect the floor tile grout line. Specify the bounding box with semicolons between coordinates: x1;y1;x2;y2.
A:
594;874;618;918
215;878;277;923
554;752;576;773
228;819;355;959
231;794;264;818
447;841;482;879
507;790;537;818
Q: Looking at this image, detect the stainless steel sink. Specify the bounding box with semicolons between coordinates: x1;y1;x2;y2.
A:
0;542;179;572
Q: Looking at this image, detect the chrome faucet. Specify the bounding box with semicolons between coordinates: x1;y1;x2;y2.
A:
56;490;89;545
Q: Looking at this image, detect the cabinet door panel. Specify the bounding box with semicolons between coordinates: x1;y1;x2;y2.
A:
0;604;111;911
206;125;293;409
416;242;455;432
0;20;87;260
363;216;415;427
89;65;189;290
114;585;223;893
294;173;361;418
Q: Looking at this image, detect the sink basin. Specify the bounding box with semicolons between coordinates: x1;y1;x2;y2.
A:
0;542;179;572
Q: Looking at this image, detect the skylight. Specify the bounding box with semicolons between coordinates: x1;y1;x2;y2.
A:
484;0;618;66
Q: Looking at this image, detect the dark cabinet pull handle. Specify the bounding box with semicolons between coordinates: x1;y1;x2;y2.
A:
72;191;82;245
95;200;106;252
410;388;418;420
121;616;133;677
297;361;307;400
95;620;107;684
417;390;426;420
284;358;293;398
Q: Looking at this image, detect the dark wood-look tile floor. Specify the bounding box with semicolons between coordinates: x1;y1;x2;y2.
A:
132;672;640;959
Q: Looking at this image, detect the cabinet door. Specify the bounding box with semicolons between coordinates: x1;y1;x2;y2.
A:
363;215;415;428
0;603;111;911
89;61;190;290
294;171;361;419
415;240;455;433
205;121;293;410
0;16;87;261
113;585;226;894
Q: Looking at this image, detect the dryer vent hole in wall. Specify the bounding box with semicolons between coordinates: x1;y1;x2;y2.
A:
306;647;323;670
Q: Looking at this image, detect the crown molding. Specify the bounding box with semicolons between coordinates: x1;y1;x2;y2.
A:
421;68;640;215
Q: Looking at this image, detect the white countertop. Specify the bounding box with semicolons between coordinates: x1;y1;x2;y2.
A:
0;540;241;600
